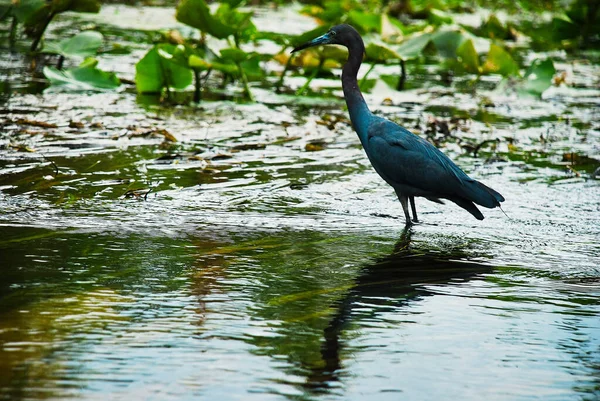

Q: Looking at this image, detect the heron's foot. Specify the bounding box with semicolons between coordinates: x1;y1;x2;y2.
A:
404;219;413;227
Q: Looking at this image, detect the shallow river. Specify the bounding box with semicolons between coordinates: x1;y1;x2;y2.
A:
1;4;599;401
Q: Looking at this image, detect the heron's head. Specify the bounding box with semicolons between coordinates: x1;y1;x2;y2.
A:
291;24;358;53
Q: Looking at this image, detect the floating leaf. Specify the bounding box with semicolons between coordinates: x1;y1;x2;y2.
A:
44;31;103;58
428;8;453;25
365;43;400;62
482;44;520;76
518;59;555;97
396;33;432;60
430;30;467;58
348;10;381;33
135;45;193;93
456;39;480;73
43;63;120;90
220;47;248;63
12;0;47;25
176;0;235;39
381;14;403;43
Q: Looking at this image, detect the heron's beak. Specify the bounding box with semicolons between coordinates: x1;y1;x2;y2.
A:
291;33;331;53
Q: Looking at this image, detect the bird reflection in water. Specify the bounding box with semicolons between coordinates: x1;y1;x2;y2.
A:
304;228;493;391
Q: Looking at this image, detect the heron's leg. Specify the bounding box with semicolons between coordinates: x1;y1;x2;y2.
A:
409;196;418;222
395;190;412;226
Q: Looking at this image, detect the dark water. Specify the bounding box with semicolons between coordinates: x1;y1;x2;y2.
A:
1;4;600;401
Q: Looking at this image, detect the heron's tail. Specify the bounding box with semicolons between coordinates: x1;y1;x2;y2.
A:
461;180;505;209
450;197;484;220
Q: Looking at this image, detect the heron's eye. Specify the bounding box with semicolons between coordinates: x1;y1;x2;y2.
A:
330;31;337;36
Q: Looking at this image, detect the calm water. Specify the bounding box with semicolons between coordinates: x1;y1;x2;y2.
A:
1;4;600;401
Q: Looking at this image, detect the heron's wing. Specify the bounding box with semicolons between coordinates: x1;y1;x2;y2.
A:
366;119;474;195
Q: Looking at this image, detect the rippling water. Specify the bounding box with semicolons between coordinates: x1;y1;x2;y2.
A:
2;4;600;401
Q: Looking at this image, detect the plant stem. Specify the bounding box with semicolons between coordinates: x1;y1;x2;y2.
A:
275;53;292;93
397;59;406;91
193;69;201;103
30;11;56;52
237;62;254;101
359;63;376;88
296;59;324;96
9;16;17;47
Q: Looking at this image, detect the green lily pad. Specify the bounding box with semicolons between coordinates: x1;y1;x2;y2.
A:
220;47;248;63
456;39;480;73
396;33;432;60
176;0;236;39
43;31;103;58
518;59;555;97
348;10;381;33
482;44;520;76
43;62;120;90
365;42;400;62
135;44;193;93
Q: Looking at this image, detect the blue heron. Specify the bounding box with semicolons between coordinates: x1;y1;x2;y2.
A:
292;24;505;226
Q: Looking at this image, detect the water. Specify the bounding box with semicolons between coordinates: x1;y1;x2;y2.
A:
1;4;600;401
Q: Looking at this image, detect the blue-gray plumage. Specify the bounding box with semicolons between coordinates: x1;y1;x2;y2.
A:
292;24;505;226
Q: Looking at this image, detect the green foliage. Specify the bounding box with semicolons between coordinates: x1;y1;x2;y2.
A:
135;45;193;94
43;31;103;58
176;0;236;39
43;58;120;90
456;39;480;73
517;59;556;96
483;44;520;76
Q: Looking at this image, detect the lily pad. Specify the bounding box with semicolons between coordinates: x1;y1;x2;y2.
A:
518;59;555;97
176;0;236;39
135;44;193;93
43;31;103;58
456;39;480;73
482;44;520;76
43;62;120;90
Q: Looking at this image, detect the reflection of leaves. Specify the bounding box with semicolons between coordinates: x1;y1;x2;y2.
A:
43;61;120;90
135;44;193;93
482;44;519;76
43;31;103;58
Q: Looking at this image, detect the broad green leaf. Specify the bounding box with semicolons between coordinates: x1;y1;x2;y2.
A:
291;26;329;48
220;48;248;63
56;0;100;13
43;65;120;90
381;14;403;43
176;0;236;39
348;10;381;33
215;3;255;41
480;14;508;39
428;8;453;25
365;43;400;62
456;39;480;73
482;44;520;76
12;0;47;24
395;33;432;60
44;31;103;58
518;59;555;97
430;30;468;58
240;56;263;80
135;45;193;93
188;55;212;71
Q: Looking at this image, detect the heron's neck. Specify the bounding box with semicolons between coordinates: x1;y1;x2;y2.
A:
341;39;371;146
